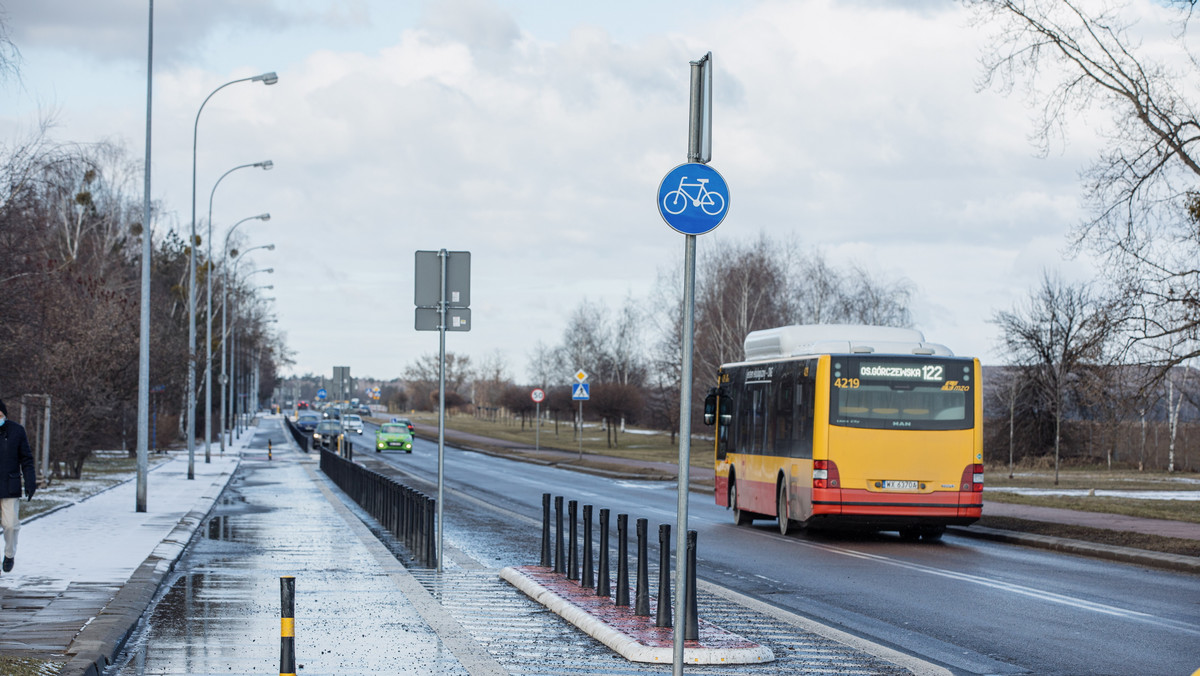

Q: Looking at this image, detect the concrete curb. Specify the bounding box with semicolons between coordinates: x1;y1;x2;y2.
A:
500;566;774;665
949;525;1200;574
59;458;240;676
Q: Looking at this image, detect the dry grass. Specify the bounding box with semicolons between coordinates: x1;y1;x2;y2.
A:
0;655;64;676
978;516;1200;558
400;412;714;468
985;465;1200;490
985;492;1200;524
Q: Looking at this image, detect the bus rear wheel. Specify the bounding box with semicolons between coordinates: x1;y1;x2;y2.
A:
731;478;752;526
777;483;792;536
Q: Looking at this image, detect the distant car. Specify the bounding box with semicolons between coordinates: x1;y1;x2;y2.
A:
342;414;364;435
390;417;415;433
297;400;309;410
375;423;413;453
324;407;341;420
358;404;372;416
295;412;320;432
313;420;343;450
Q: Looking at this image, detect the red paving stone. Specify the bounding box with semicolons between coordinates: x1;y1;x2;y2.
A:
513;565;764;651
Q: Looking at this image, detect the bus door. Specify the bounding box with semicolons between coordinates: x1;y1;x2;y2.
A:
741;379;771;513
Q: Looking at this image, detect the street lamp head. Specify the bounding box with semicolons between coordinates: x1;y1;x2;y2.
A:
261;285;275;291
265;244;276;251
253;71;279;85
257;213;271;221
255;160;274;171
264;268;275;274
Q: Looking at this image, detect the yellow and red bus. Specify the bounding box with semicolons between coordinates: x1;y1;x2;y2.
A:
705;325;983;540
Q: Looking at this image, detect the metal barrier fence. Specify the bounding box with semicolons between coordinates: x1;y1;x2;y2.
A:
282;416;311;451
318;448;437;568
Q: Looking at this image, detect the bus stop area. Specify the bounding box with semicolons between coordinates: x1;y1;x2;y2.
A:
3;414;1194;674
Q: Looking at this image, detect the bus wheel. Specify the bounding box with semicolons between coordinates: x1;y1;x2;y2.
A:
898;527;921;541
731;479;752;526
920;526;945;541
777;484;792;536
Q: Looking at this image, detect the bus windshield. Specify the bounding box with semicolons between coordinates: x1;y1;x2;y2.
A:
829;356;973;431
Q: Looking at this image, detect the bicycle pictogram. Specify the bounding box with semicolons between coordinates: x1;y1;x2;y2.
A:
662;175;726;216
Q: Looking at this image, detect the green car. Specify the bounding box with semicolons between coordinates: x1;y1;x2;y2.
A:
375;423;413;453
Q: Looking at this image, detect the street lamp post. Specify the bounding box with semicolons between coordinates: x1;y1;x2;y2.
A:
221;240;271;453
228;268;273;442
136;1;154;512
205;161;271;464
187;70;277;480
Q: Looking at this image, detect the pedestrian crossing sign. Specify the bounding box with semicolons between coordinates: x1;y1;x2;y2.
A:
572;383;590;400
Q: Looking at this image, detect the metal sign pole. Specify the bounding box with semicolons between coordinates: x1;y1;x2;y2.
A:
673;51;710;675
535;401;541;452
437;248;447;573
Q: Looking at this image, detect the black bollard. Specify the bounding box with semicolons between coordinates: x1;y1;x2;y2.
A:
616;513;629;606
568;500;578;581
280;576;296;676
655;523;672;628
582;505;594;588
597;509;610;598
554;496;564;574
541;493;551;567
685;529;698;640
634;518;649;616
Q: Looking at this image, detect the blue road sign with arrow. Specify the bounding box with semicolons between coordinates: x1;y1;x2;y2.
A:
657;162;730;235
316;388;327;400
572;383;590;400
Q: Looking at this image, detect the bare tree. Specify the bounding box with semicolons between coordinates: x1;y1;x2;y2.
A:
0;9;20;84
403;352;473;411
970;0;1200;369
993;272;1116;483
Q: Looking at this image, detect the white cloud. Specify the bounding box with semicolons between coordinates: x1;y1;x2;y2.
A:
1;0;1149;379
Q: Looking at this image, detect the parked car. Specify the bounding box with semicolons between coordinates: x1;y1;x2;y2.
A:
295;412;320;432
375;423;413;453
342;414;364;435
313;420;343;450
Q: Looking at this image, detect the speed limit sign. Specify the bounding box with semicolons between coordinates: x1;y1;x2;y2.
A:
530;388;545;403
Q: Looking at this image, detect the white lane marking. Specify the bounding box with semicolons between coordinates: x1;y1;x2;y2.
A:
763;532;1200;635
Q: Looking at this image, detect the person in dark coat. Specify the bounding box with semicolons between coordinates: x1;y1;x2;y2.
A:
0;399;37;573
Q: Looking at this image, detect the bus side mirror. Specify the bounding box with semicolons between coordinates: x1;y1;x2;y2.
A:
703;392;717;425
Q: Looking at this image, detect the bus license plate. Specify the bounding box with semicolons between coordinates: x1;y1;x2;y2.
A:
883;480;918;491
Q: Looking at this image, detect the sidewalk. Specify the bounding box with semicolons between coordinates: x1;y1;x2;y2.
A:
0;442;240;675
104;420;500;675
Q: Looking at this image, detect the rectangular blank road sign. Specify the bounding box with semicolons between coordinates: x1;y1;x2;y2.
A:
414;250;470;308
415;307;471;332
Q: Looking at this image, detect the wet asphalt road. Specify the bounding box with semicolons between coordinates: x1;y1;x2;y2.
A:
349;421;1200;676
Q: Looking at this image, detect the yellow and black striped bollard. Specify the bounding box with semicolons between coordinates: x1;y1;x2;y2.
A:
280;576;295;676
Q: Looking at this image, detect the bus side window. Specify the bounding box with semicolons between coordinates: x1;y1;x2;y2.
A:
736;385;752;455
795;361;815;459
749;384;769;455
716;393;733;460
775;372;794;457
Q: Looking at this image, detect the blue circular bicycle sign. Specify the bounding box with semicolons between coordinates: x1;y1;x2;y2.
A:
657;162;730;235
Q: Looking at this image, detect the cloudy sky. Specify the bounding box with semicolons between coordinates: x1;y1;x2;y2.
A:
2;0;1124;383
